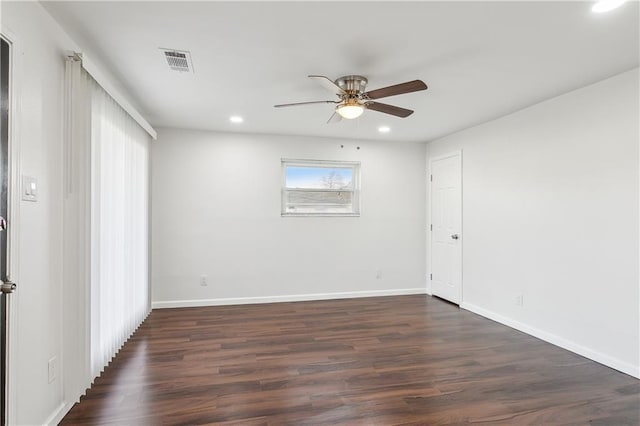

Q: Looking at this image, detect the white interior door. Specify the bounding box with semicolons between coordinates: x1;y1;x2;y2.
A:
430;152;462;304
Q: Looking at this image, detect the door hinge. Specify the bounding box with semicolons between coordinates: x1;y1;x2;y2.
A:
430;174;433;182
429;273;432;280
430;224;432;231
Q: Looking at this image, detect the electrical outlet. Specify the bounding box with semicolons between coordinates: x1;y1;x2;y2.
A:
200;275;208;286
48;357;57;383
515;294;524;307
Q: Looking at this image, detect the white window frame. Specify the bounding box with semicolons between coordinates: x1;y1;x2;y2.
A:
281;159;361;217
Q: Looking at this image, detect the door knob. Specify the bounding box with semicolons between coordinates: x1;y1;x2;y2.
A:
451;234;459;240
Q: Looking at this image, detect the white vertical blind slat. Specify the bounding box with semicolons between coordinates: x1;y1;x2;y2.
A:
63;57;94;403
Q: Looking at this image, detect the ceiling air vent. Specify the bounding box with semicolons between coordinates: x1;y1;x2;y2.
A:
160;48;194;73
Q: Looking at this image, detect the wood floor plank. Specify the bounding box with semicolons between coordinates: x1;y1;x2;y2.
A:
61;295;639;425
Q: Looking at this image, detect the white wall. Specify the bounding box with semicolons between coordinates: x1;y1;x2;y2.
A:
152;129;427;307
426;68;639;377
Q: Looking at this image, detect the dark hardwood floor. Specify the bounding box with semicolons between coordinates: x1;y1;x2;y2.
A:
61;295;639;425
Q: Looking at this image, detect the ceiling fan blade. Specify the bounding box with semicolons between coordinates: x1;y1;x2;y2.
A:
308;75;346;95
274;100;338;108
326;111;342;124
366;101;414;118
364;80;427;100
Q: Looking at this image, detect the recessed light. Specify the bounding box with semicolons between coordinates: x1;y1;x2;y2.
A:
229;116;243;123
378;126;391;133
592;0;626;13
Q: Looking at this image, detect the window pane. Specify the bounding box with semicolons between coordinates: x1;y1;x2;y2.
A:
285;190;353;213
286;190;352;205
285;166;353;189
281;160;360;216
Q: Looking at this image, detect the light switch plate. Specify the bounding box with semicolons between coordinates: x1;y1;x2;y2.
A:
22;175;38;202
48;357;57;383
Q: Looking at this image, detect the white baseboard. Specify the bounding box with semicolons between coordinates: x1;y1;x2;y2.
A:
43;400;74;426
152;288;427;309
460;302;640;379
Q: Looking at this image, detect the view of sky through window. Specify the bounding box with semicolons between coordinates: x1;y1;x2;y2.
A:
285;166;353;189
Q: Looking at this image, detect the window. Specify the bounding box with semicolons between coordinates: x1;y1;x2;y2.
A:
282;159;360;216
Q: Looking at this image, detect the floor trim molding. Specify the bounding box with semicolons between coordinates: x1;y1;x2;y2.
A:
43;401;74;426
152;288;427;309
460;302;640;379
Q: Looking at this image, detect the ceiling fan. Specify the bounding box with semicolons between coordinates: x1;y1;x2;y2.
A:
274;75;428;123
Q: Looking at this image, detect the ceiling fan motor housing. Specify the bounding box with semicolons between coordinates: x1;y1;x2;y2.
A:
335;75;368;97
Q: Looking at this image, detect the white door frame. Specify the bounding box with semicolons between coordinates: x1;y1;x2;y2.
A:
0;26;21;426
427;150;462;301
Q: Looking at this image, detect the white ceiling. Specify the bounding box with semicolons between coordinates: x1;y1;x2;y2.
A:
44;1;639;143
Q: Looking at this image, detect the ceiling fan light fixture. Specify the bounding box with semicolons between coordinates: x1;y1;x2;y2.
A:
336;102;364;119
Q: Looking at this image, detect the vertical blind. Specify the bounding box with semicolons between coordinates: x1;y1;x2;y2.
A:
63;57;92;400
89;76;150;378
